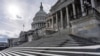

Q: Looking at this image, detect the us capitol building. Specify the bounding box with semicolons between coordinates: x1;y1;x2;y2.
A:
1;0;100;55
8;0;100;47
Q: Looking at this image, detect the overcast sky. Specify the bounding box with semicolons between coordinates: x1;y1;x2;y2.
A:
0;0;57;42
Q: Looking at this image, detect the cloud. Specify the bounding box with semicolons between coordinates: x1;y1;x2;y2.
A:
0;0;57;40
0;30;20;38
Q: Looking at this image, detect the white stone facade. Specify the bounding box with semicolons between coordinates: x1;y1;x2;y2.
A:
46;0;100;42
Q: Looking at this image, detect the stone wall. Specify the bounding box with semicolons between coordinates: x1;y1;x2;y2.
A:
71;12;100;42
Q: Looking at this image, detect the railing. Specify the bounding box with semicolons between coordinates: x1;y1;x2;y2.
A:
69;7;100;21
69;34;100;45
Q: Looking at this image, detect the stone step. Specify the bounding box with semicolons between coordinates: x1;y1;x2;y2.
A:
18;29;97;47
1;46;100;56
18;35;78;47
5;52;21;56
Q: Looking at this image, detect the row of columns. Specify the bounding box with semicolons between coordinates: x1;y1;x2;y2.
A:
33;23;45;29
46;0;95;31
46;7;70;31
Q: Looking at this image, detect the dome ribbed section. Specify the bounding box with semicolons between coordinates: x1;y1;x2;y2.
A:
35;10;47;17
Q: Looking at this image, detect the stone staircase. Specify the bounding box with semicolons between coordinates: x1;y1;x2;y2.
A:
18;29;79;47
17;28;100;47
0;46;100;56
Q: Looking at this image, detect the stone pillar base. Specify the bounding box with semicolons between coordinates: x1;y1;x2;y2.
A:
59;27;64;30
66;26;72;34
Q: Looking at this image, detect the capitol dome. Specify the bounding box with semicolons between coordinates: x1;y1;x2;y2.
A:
35;10;47;17
31;2;47;30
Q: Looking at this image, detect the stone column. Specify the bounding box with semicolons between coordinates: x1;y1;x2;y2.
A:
49;20;50;28
56;13;58;31
42;23;44;27
72;2;76;19
91;0;95;8
66;7;70;28
50;19;52;28
40;23;41;27
60;10;63;29
52;16;54;29
40;23;42;27
37;24;38;28
46;21;48;28
38;24;39;28
41;23;42;27
39;23;40;28
37;24;38;29
66;7;71;33
80;0;85;16
39;23;40;27
46;19;49;28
